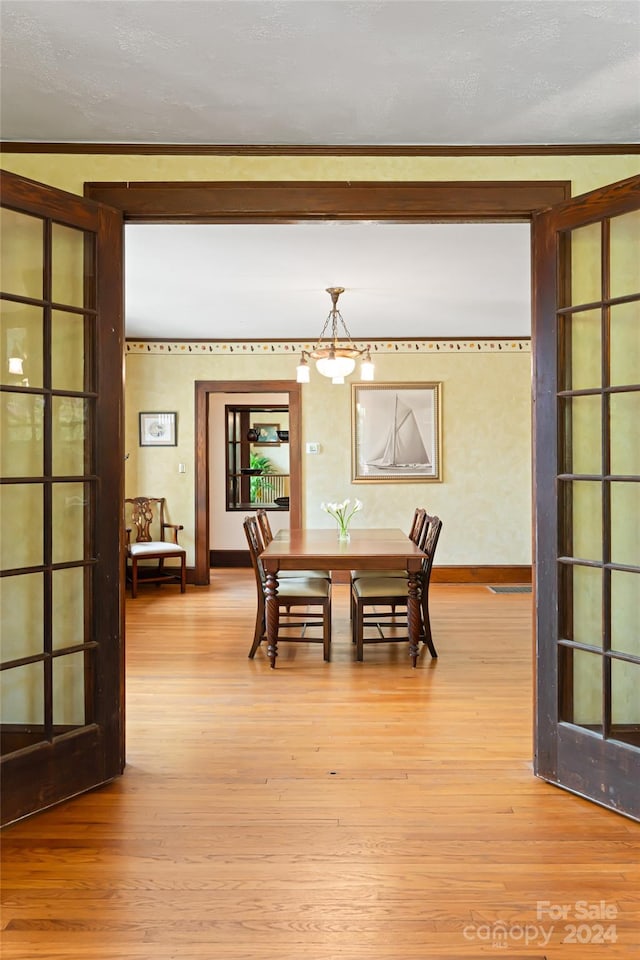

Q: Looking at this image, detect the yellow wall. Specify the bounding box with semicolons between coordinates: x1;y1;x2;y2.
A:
2;150;637;570
1;151;638;196
125;346;532;566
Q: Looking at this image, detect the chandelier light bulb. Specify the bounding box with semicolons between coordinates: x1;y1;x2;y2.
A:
296;356;310;383
360;353;375;381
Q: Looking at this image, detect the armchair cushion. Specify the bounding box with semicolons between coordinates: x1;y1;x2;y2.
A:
128;541;185;558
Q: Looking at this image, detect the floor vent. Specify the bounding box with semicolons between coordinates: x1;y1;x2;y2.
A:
488;585;532;593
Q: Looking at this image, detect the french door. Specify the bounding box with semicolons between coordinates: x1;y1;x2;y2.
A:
532;174;640;819
1;169;637;822
0;170;124;825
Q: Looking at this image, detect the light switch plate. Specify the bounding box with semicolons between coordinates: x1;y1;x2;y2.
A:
306;442;320;454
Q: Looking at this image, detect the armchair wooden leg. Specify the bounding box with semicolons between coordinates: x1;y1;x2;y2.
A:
180;556;186;593
131;560;138;599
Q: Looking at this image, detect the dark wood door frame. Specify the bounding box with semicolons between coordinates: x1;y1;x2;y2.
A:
85;178;572;588
195;379;301;585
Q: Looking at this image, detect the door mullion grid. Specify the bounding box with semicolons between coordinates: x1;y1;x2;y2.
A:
556;229;572;727
601;217;612;738
42;217;53;739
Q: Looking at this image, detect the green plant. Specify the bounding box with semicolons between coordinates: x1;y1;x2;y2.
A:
249;452;274;502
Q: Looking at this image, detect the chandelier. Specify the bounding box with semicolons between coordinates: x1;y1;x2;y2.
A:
296;287;374;384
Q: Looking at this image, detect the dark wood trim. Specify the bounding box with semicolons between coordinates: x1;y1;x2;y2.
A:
431;565;532;584
90;179;570;593
557;723;640;819
1;727;110;826
1;168;102;227
4;142;639;156
532;173;640;229
84;180;571;221
211;551;251;568
194;380;302;587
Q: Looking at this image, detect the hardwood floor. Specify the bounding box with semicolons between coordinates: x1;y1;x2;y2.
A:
1;573;638;959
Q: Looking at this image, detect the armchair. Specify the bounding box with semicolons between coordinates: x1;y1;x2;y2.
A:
124;497;186;597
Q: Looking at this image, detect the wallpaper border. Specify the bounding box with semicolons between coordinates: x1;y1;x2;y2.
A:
125;338;531;355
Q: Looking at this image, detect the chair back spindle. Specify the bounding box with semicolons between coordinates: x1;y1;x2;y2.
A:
255;509;274;547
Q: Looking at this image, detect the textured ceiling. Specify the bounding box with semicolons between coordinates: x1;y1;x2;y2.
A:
1;0;639;146
2;1;634;341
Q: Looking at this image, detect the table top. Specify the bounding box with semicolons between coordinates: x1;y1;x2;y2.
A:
261;527;425;573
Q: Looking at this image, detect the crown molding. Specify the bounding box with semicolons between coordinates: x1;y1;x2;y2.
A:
2;142;639;156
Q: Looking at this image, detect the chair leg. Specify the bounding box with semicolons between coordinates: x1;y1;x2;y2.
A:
248;594;266;658
131;559;138;599
180;555;186;593
422;593;438;658
356;599;365;662
248;614;265;658
350;588;357;645
323;600;331;661
351;585;360;643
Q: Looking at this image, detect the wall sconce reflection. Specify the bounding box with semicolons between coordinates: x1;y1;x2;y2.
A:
8;355;24;376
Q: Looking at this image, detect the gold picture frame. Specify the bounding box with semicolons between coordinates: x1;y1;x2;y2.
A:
351;382;442;482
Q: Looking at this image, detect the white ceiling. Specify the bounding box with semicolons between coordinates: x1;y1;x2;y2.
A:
1;0;638;147
124;221;531;339
2;1;635;340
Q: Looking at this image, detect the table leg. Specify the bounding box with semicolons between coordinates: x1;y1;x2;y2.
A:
407;572;421;667
265;571;279;668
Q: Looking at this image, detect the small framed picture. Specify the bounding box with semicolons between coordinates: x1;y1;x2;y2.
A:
139;411;177;447
252;423;280;445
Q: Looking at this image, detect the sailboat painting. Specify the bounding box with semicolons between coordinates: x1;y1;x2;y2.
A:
352;383;442;482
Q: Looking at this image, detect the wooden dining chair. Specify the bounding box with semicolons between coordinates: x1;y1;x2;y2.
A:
243;516;332;664
255;509;330;580
255;508;274;546
350;514;442;662
124;496;186;598
408;506;428;544
350;507;427;584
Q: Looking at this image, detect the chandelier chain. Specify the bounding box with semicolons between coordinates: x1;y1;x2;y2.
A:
296;286;374;383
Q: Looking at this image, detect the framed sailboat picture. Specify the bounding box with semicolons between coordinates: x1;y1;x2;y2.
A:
351;383;442;482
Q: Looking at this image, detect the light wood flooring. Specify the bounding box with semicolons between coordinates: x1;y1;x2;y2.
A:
1;573;638;959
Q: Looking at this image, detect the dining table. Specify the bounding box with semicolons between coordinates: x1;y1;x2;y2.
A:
260;527;426;668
